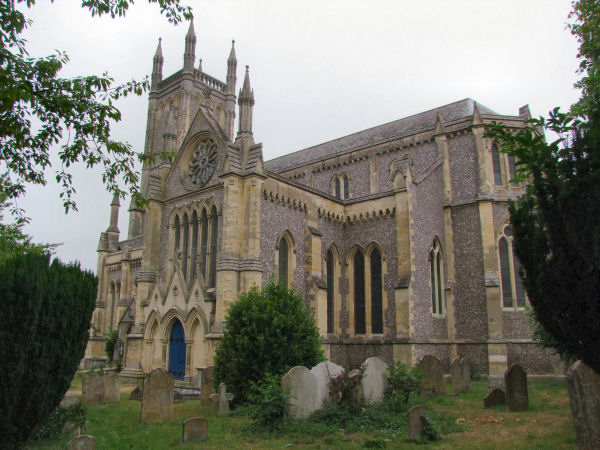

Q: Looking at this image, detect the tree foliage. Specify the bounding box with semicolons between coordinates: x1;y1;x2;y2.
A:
214;281;325;405
485;0;600;373
0;0;191;216
0;250;97;448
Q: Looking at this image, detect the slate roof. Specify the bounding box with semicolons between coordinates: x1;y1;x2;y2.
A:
264;98;500;173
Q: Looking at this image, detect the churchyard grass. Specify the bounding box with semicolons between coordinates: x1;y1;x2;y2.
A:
27;378;576;449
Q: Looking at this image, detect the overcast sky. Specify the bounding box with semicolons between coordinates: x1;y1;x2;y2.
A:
16;0;580;272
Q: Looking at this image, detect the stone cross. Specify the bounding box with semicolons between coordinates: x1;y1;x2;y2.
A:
209;382;234;416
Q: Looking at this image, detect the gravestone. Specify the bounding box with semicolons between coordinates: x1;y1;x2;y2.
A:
209;383;234;417
67;435;96;450
129;386;143;401
102;372;120;403
182;417;208;443
310;360;345;409
200;367;215;406
451;357;471;394
566;360;600;449
483;388;506;408
82;372;103;405
281;366;318;419
361;357;388;404
407;405;427;439
505;364;528;411
418;355;445;395
347;368;363;408
140;369;174;423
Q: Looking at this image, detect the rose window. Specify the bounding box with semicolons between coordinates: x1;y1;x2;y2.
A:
188;139;218;186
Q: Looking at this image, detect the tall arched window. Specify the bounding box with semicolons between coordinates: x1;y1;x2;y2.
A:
173;215;180;259
343;174;349;199
182;213;189;279
492;144;503;186
370;248;383;333
498;225;526;308
334;177;341;199
108;282;116;332
191;210;198;280
278;237;289;287
354;251;366;334
508;155;518;186
430;240;444;315
326;249;335;334
209;206;218;288
200;208;208;280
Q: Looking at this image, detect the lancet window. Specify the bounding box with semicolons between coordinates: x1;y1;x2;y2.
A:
498;225;526;309
352;246;384;335
430;239;444;316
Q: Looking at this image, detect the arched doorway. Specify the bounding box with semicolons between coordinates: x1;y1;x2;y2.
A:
168;320;185;380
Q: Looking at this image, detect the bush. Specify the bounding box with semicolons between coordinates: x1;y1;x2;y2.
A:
246;373;289;428
30;400;87;441
384;362;424;412
214;280;324;405
105;330;118;364
0;252;96;448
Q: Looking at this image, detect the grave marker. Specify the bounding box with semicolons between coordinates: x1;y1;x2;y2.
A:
407;405;427;439
310;360;344;409
361;357;388;404
140;369;174;423
483;388;506;408
281;366;318;419
66;435;96;450
182;417;208;443
418;355;445;395
209;382;234;417
505;364;528;411
567;360;600;449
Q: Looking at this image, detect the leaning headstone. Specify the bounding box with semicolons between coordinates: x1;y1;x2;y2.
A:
67;435;96;450
483;388;506;408
461;357;472;391
567;360;600;449
102;372;120;403
418;355;445;395
407;405;427;439
129;386;143;401
140;368;174;423
209;383;234;417
451;357;471;394
361;357;388;404
310;360;345;409
82;372;103;405
182;417;208;443
505;364;528;411
281;366;318;419
346;369;363;408
200;367;215;406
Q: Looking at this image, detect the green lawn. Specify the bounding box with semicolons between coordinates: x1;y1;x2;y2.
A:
27;378;577;449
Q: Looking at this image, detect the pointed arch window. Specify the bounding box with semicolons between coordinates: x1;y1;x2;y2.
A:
326;249;335;334
492;144;503;186
182;213;189;279
200;208;208;280
334;177;341;199
190;211;198;280
499;225;526;309
343;175;349;199
279;237;289;286
354;251;366;334
277;232;294;288
173;215;180;258
370;248;383;334
508;155;518;186
430;240;445;315
208;206;218;288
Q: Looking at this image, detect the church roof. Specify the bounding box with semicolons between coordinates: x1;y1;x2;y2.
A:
264;98;499;173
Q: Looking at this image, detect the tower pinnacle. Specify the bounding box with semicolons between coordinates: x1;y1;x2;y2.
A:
183;21;196;72
151;38;164;90
237;65;255;136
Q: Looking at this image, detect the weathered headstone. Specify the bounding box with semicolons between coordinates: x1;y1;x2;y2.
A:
82;372;103;405
418;355;445;395
67;435;96;450
102;371;120;403
407;405;427;439
567;360;600;449
310;360;345;409
505;364;528;411
182;417;208;443
140;368;174;423
209;382;234;417
451;357;471;394
200;367;215;406
129;386;143;401
281;366;318;419
483;388;506;408
346;368;363;408
361;357;388;404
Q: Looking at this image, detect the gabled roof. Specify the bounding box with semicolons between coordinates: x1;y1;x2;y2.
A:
264;98;499;173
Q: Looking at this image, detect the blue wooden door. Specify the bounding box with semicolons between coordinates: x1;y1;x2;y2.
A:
168;320;186;380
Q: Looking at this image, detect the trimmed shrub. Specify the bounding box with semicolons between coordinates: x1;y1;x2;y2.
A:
384;362;424;412
0;252;96;448
214;280;324;405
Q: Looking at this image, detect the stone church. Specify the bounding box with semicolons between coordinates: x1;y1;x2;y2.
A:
84;23;562;381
